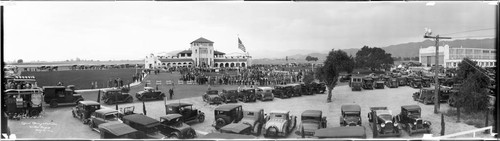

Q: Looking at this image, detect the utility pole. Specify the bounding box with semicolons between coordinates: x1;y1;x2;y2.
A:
424;29;451;114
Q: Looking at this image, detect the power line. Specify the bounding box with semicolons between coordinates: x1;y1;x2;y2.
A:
441;28;495;36
449;35;495;39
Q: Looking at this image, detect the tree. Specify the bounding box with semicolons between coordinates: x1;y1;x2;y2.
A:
455;58;490;113
355;46;394;71
305;56;318;62
315;49;355;102
17;59;23;63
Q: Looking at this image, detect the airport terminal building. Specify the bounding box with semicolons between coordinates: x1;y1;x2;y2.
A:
419;45;496;68
145;37;252;69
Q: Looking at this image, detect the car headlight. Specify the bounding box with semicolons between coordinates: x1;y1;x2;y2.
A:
381;123;385;127
394;122;398;126
414;122;417;125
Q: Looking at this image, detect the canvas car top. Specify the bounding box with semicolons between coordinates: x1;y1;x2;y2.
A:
369;107;388;111
199;133;256;139
375;110;392;117
160;114;183;121
98;122;138;137
79;101;100;106
122;114;161;128
314;126;366;139
165;102;192;107
220;123;251;134
215;104;242;111
269;110;289;114
401;105;421;111
341;105;361;113
95;108;118;114
257;87;273;90
301;110;322;118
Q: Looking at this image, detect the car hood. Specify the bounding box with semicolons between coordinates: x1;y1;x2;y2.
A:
207;95;221;99
344;117;360;123
265;119;286;131
137;91;147;94
169;122;193;132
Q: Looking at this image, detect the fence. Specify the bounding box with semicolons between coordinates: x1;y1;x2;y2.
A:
432;126;496;139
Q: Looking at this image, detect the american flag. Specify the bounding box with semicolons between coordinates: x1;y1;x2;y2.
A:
238;37;246;52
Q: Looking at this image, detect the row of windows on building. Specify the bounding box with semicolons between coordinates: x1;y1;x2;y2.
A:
192;43;213;46
447;61;496;68
449;48;496;54
449;55;496;60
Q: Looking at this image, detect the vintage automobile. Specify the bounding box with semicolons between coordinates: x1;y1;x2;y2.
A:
367;107;401;137
213;104;244;130
385;78;399;88
317;82;327;94
135;87;165;101
202;90;223;104
4;89;44;119
350;76;363;91
43;85;84;108
263;110;297;137
89;108;123;131
339;73;352;83
314;126;367;139
413;87;438;105
220;89;239;103
397;76;408;86
219;123;253;135
300;83;314;95
286;84;302;97
98;122;140;139
395;105;432;135
101;88;134;105
159;114;197;139
340;104;362;126
422;77;432;87
409;77;423;88
238;88;257;102
72;100;101;124
256;87;274;101
273;85;292;98
238;109;266;135
165;103;205;123
122;114;166;139
374;80;385;89
199;132;256;139
295;110;327;137
447;86;461;107
362;77;374;90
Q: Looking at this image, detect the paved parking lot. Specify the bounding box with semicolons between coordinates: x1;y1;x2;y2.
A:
7;83;495;139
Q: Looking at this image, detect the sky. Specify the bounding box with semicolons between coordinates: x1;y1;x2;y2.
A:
3;2;496;62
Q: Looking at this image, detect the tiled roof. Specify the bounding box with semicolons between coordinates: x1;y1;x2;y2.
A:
191;37;214;44
159;58;193;63
214;50;225;55
177;50;192;54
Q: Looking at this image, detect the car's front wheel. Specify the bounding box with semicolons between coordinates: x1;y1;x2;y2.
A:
168;132;180;139
198;114;205;123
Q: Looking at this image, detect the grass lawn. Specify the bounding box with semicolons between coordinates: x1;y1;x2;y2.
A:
21;69;141;89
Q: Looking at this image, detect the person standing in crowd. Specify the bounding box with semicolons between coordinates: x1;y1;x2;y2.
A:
169;87;174;100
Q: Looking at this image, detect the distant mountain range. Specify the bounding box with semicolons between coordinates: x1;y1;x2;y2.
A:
270;38;494;63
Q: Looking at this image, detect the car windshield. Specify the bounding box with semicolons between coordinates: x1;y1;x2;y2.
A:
215;110;229;116
408;110;421;117
378;114;392;120
344;113;358;118
207;91;218;95
270;113;286;119
104;113;119;121
87;105;100;111
302;116;320;122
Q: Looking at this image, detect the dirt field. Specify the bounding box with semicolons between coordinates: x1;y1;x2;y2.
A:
7;80;495;139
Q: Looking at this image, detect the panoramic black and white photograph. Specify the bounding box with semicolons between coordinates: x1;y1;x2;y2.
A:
1;1;498;140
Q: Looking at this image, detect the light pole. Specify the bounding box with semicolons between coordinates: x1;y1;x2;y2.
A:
424;29;451;114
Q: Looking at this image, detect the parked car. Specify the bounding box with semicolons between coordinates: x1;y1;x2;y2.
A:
413;87;437;105
395;105;431;135
285;84;302;97
300;83;313;95
374;80;385;89
367;107;400;137
101;88;133;105
385;78;399;88
273;85;292;98
220;89;238;103
314;126;367;139
213;104;244;130
409;77;422;88
339;74;352;83
122;114;165;139
219;123;253;135
350;76;363;91
159;114;197;139
263;110;297;137
165;103;205;123
295;110;327;137
43;85;84;108
72;101;101;124
362;77;374;90
89;108;123;131
202;90;223;104
447;87;460;107
135;87;165;101
238;88;257;102
340;104;362;126
422;77;431;87
256;87;274;101
316;82;326;94
238;109;266;135
4;89;44;119
98;122;140;139
397;76;408;86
